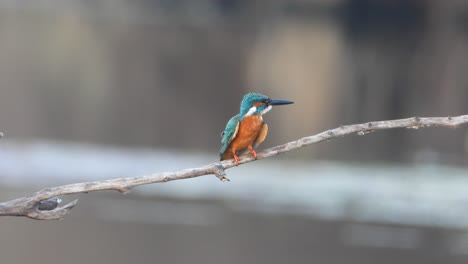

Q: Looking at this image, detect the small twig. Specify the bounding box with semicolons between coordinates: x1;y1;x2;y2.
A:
212;165;230;182
0;115;467;220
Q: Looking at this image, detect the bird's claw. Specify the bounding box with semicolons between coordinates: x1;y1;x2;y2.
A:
248;146;257;159
234;155;239;166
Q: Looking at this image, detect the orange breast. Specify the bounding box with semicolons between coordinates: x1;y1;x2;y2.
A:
222;115;264;160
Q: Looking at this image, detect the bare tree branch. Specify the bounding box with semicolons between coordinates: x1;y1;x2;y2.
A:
0;115;467;220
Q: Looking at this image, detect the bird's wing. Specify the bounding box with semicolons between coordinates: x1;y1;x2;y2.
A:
254;123;268;147
219;115;240;157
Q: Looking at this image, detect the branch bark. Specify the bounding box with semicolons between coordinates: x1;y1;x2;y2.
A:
0;115;467;220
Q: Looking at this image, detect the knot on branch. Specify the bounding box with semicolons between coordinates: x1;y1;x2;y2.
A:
357;130;374;136
37;197;62;211
118;187;131;194
28;199;78;220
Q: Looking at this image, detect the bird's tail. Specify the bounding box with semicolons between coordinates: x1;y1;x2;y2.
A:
220;151;234;161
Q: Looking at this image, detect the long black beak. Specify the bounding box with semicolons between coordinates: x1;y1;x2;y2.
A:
269;99;294;106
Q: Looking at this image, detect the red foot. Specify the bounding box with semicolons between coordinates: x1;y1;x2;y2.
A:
231;150;240;166
248;145;257;159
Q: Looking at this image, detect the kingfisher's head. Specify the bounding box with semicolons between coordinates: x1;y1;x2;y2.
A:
239;93;294;119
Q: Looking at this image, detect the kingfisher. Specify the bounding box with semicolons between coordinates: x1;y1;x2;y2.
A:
219;93;294;165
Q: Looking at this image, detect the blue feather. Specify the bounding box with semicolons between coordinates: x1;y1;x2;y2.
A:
219;114;240;156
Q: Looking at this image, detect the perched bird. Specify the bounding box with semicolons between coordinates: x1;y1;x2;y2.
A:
220;93;294;165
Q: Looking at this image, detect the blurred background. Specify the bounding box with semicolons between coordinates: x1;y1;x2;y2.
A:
1;0;468;263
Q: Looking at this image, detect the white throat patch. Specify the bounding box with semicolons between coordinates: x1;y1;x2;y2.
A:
261;105;272;115
245;106;257;117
